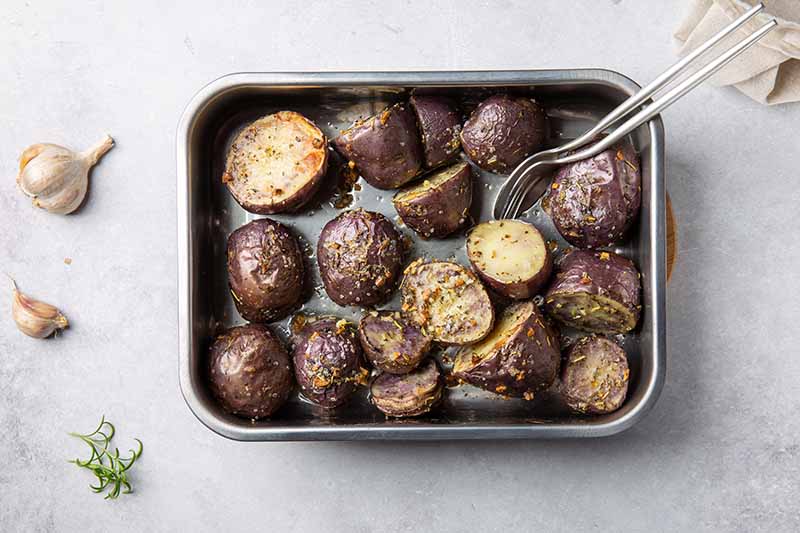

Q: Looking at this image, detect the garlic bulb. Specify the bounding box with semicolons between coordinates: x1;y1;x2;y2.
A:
17;135;114;214
10;279;69;338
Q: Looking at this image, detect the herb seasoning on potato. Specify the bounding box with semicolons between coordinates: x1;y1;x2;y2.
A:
543;140;641;248
544;250;641;334
208;324;294;419
358;310;431;374
223;111;328;214
460;94;547;173
393;161;473;239
227;218;305;322
409;94;462;169
466;219;552;299
400;259;494;345
317;209;404;307
453;301;560;399
292;316;366;408
560;336;629;414
333;103;424;189
370;358;443;417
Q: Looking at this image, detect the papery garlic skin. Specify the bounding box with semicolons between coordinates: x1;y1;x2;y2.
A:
17;135;114;215
11;281;69;338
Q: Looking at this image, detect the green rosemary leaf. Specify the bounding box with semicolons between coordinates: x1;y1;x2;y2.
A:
69;416;142;500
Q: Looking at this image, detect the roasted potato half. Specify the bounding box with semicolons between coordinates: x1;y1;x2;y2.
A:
543;140;641;248
460;94;547;173
208;324;293;419
409;94;462;169
544;250;641;334
358;310;431;374
333;103;424;189
560;336;629;414
466;219;552;299
393;161;473;239
291;316;366;408
317;209;404;307
223;111;328;214
453;301;560;399
400;259;494;345
227;218;305;322
370;358;443;417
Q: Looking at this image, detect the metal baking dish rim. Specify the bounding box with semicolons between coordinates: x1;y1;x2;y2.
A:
177;70;666;441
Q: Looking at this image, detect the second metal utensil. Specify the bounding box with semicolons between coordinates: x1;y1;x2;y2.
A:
493;6;777;220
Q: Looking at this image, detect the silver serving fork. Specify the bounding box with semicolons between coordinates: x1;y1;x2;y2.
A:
493;2;777;220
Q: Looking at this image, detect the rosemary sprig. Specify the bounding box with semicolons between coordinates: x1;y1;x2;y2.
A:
68;416;143;500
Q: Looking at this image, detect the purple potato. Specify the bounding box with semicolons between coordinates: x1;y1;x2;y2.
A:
333;103;424;189
560;336;629;414
227;218;305;322
291;316;366;408
543;140;641;248
370;358;443;417
453;301;560;399
466;219;552;299
358;310;431;374
409;94;462;168
223;111;328;214
393;161;473;239
400;259;494;345
544;250;641;334
317;209;404;307
208;324;293;419
460;94;547;173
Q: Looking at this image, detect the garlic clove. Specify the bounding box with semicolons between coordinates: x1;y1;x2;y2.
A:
32;175;87;215
10;279;69;338
17;144;75;197
17;135;114;215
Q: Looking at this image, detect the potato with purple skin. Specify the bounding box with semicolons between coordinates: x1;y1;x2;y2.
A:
227;218;304;322
544;250;641;334
460;94;548;173
291;316;366;408
223;111;328;214
400;259;494;345
466;219;552;299
333;103;424;189
370;358;443;417
453;301;560;399
409;94;462;168
561;336;629;414
393;161;473;239
208;324;293;419
317;209;404;307
543;140;641;248
358;310;431;374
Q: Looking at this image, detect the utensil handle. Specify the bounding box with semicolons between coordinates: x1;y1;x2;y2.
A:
557;18;777;165
554;2;765;156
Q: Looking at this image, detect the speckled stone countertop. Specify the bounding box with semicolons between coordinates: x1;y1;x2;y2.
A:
1;1;798;531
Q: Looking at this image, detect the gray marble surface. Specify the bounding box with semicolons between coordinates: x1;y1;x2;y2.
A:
1;1;798;531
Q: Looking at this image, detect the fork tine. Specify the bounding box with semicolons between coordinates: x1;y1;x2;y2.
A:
502;163;536;219
498;161;530;219
505;163;543;219
497;11;777;221
550;2;765;157
506;173;537;219
552;18;778;168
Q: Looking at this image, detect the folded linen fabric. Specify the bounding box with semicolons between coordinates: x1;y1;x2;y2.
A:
675;0;800;104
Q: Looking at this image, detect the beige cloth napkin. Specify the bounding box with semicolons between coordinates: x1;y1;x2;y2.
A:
675;0;800;104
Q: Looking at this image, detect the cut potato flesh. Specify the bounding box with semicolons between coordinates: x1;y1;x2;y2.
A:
467;220;547;283
400;260;493;345
546;293;636;334
224;111;327;212
453;302;529;373
394;162;468;203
